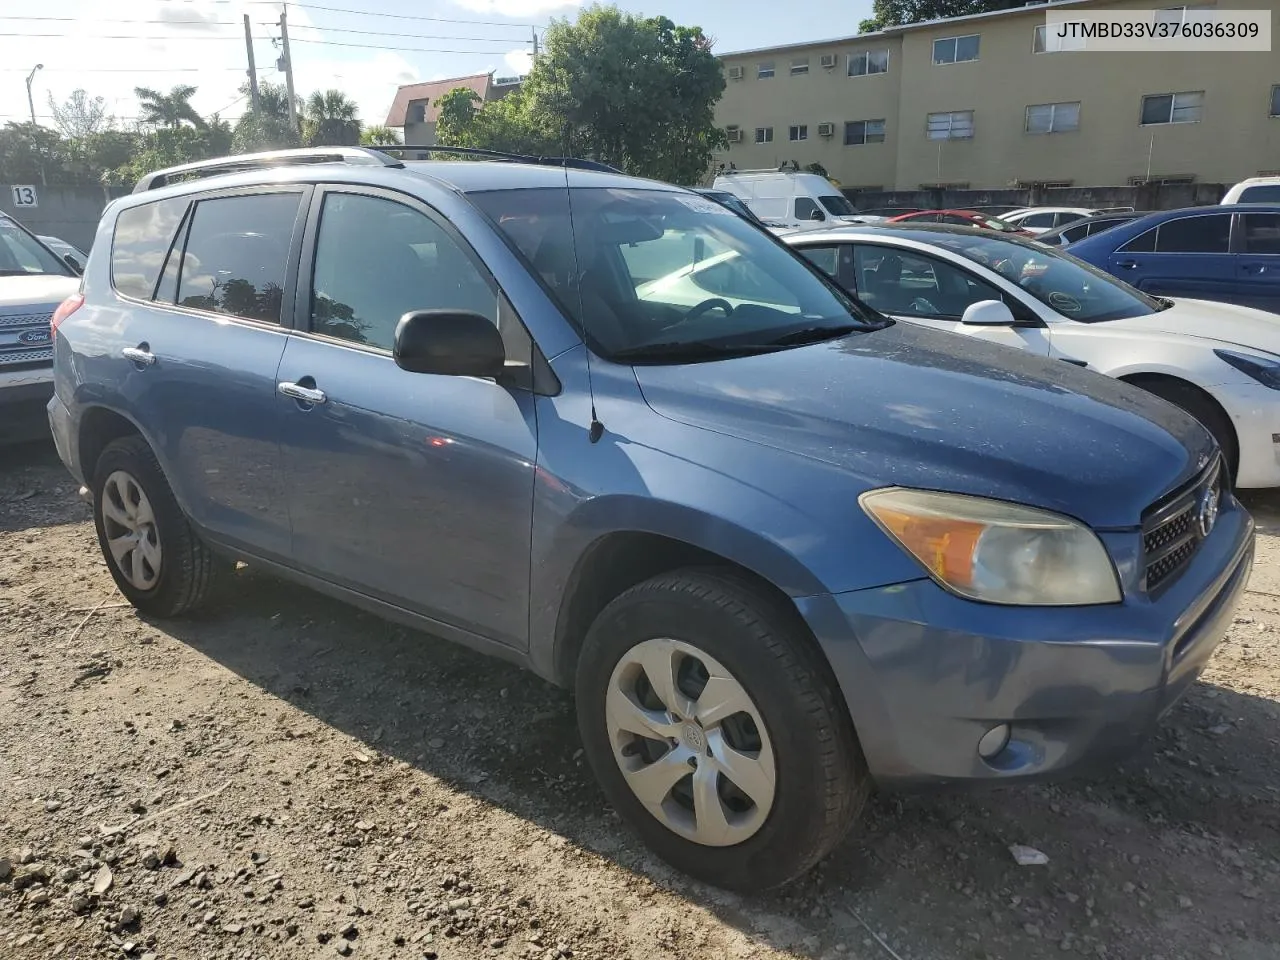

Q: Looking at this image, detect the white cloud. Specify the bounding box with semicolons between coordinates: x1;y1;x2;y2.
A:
447;0;584;17
503;49;533;75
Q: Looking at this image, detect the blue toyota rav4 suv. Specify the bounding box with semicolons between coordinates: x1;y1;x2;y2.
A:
49;148;1254;890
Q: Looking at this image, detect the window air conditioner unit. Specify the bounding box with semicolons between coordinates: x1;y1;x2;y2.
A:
727;65;744;80
820;54;838;68
817;122;836;137
727;128;744;142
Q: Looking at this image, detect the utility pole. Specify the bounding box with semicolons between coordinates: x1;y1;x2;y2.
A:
25;63;42;126
531;27;539;59
243;15;260;113
279;8;298;134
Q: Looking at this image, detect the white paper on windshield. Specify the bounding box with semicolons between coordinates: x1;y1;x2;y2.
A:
673;195;734;216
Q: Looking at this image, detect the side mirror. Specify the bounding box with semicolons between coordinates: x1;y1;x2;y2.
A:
960;299;1016;326
393;310;505;378
63;254;83;275
808;208;826;221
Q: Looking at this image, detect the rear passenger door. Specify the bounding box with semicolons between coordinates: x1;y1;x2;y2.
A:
275;186;538;648
107;187;307;560
1110;213;1236;302
1236;213;1280;313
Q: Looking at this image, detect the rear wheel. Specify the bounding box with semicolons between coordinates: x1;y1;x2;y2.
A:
91;435;220;617
575;569;869;891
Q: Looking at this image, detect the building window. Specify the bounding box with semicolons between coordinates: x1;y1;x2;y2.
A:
409;103;427;123
932;34;980;64
790;58;809;76
926;110;974;140
1141;90;1203;125
845;119;887;145
758;62;775;79
1032;23;1086;53
1026;101;1081;134
1156;4;1215;26
789;124;808;142
1015;179;1073;189
1271;84;1280;117
848;49;889;76
1128;174;1196;185
755;126;774;143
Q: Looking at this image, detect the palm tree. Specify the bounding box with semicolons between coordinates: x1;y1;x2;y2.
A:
303;89;360;147
134;85;205;130
360;125;401;146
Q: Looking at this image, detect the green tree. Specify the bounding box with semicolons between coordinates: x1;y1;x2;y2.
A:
135;85;205;129
47;89;111;138
303;89;360;147
434;5;726;183
0;122;64;183
233;82;301;153
859;0;1021;32
360;125;401;146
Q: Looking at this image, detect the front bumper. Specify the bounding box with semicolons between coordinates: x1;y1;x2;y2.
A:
1218;382;1280;489
799;498;1254;787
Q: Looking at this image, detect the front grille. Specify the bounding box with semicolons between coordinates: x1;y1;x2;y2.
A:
0;346;53;366
0;311;53;329
1141;457;1222;593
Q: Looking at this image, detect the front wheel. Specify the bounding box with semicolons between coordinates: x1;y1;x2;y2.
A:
575;569;869;890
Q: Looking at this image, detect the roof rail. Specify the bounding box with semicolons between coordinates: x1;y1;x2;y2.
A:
132;147;405;194
370;144;622;174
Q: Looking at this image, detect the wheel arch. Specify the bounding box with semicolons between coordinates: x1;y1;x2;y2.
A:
78;405;146;482
1117;371;1239;475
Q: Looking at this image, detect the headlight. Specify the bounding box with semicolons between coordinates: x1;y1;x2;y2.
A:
860;488;1121;606
1214;349;1280;390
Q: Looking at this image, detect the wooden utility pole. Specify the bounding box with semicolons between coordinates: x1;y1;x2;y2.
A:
243;15;260;113
280;8;298;133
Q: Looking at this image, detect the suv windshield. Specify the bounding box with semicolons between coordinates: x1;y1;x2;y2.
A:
472;187;885;362
922;231;1164;323
0;216;71;277
819;194;856;216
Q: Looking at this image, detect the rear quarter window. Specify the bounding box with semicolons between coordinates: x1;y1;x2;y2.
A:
111;198;190;301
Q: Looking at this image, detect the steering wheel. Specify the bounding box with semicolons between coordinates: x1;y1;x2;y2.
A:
683;298;735;322
909;297;939;314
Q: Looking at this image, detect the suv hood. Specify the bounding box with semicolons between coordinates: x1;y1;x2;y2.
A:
634;322;1214;529
1106;298;1280;354
0;274;79;310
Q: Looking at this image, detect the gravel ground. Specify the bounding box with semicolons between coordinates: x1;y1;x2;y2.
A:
2;440;1278;960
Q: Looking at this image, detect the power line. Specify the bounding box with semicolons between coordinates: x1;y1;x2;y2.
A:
0;31;242;41
0;16;241;26
258;22;528;42
0;15;531;41
288;36;528;53
0;66;270;73
285;1;538;29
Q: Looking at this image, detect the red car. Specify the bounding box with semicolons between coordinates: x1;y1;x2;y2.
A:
886;209;1035;237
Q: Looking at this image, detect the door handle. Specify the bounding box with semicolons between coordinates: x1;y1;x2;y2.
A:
277;381;327;404
1115;260;1138;270
122;346;156;366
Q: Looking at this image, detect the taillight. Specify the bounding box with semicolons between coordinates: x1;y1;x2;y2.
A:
51;293;85;336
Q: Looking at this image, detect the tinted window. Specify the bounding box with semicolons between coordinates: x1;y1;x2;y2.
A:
112;198;188;299
1238;185;1280;203
311;193;497;351
1242;214;1280;255
176;193;301;323
0;216;72;278
851;245;1004;318
1121;228;1156;253
1019;212;1057;228
1155;214;1231;253
797;245;840;277
794;197;820;220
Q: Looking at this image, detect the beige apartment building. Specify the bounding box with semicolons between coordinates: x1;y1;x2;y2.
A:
712;0;1280;191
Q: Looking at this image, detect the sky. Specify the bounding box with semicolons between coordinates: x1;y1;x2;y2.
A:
0;0;874;134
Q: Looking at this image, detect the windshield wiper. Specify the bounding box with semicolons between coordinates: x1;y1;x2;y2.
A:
610;339;779;363
1154;296;1175;311
760;324;863;347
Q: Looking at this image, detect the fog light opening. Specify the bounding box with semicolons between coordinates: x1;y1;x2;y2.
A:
977;723;1011;760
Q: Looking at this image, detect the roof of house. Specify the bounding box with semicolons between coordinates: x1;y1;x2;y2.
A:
718;0;1109;58
385;72;495;127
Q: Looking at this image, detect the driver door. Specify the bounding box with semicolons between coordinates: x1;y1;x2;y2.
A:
844;244;1051;355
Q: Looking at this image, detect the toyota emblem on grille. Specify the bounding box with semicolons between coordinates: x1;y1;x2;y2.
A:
1197;485;1220;538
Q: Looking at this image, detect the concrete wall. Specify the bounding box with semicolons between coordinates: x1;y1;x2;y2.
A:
713;0;1280;190
0;184;128;252
846;181;1228;213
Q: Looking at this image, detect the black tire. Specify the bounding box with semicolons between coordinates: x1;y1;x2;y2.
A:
91;435;220;617
575;568;869;891
1132;377;1238;481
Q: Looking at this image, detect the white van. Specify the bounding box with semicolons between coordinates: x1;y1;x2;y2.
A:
711;170;870;231
1221;176;1280;204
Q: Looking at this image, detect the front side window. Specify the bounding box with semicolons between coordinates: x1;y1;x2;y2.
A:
927;110;974;140
933;34;980;64
755;126;774;143
309;193;497;351
919;232;1165;323
0;215;72;278
794;197;820;220
845;119;887;145
1242;213;1280;254
111;197;188;300
1141;90;1204;125
1026;101;1081;134
790;58;809;76
1153;214;1231;253
471;187;883;363
757;61;774;78
851;244;1004;318
848;49;889;76
789;124;808;142
175;193;301;323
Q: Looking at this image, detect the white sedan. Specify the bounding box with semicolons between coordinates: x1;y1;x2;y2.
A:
997;207;1115;235
781;224;1280;487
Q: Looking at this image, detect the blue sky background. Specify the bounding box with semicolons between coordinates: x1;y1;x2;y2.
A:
0;0;874;133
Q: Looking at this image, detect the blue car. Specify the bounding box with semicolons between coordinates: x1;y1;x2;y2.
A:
1068;205;1280;313
48;148;1253;891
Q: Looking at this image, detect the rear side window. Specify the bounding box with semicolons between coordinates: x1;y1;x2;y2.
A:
1154;214;1231;253
176;193;302;323
1242;214;1280;254
111;198;189;300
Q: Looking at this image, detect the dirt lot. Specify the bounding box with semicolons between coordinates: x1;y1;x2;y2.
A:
2;440;1278;960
